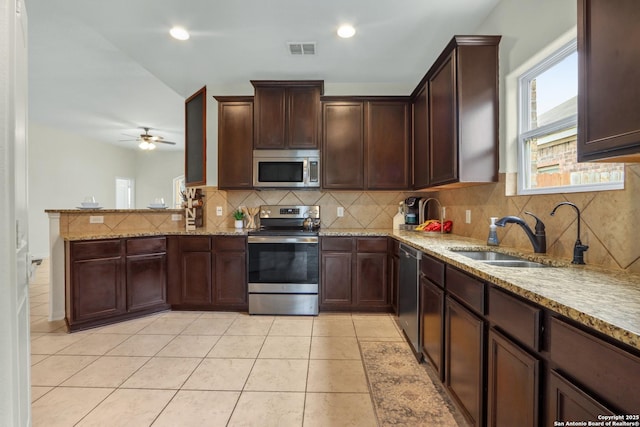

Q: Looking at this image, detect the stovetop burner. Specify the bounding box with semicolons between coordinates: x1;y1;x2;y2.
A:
250;204;321;236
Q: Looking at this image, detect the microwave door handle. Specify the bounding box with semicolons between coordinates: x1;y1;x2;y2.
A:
303;158;309;185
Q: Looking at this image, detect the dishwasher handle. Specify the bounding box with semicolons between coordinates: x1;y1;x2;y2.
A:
399;244;422;260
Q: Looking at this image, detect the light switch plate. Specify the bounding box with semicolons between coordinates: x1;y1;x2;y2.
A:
89;216;104;224
337;206;344;217
465;210;471;224
171;214;182;221
216;206;223;216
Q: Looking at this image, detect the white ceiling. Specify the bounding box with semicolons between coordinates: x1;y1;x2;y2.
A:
26;0;501;151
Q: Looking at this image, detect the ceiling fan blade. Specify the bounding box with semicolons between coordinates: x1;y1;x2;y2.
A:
118;139;137;142
156;140;177;145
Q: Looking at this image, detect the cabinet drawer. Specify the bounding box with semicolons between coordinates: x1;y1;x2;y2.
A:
215;236;246;251
421;255;445;287
321;237;353;251
488;287;541;351
446;266;485;314
71;239;121;260
126;237;166;255
180;236;211;252
356;237;387;252
549;317;640;413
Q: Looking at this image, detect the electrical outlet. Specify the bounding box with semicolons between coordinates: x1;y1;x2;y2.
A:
171;214;182;221
337;206;344;217
465;210;471;224
216;206;223;216
89;216;104;224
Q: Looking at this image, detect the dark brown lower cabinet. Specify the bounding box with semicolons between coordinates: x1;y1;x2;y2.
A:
547;370;614;425
445;296;484;427
320;237;390;311
213;236;248;309
167;235;247;310
320;251;353;307
125;237;168;312
70;255;125;323
389;240;399;314
487;329;539;427
66;237;169;331
420;275;444;380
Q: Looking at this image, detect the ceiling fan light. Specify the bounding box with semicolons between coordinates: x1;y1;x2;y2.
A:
139;140;150;150
148;142;156;150
170;26;190;41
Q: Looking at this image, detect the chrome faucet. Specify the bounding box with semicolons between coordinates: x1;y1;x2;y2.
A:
550;202;588;264
495;212;547;253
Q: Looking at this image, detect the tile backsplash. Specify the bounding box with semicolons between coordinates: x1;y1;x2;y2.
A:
203;163;639;273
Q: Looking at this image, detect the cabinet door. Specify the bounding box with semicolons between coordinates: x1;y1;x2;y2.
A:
421;277;444;380
355;252;388;306
487;329;539;427
578;0;640;162
218;98;254;189
72;257;125;322
287;86;320;148
413;83;430;189
254;86;286;148
389;251;399;314
429;52;458;186
446;296;484;427
214;251;247;307
547;370;614;425
320;252;353;307
365;101;410;189
322;102;364;189
181;251;213;305
126;253;167;312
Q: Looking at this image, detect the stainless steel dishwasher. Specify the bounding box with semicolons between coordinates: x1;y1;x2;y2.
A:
398;243;422;357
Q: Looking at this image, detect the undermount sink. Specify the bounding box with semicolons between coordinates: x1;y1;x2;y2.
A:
451;250;550;268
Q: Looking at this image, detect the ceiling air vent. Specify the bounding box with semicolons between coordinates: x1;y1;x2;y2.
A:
287;42;316;56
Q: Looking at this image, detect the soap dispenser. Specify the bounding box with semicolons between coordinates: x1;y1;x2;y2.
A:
487;217;499;246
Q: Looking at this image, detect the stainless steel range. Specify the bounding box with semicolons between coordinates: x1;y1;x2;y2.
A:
247;205;320;315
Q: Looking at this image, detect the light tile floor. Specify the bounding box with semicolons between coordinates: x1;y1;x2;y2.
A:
28;259;460;426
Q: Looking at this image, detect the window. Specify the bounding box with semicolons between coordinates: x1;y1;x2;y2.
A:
517;40;624;194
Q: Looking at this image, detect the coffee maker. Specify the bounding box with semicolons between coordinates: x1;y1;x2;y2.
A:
404;197;422;225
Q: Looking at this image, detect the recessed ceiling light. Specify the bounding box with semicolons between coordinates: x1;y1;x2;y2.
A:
170;26;190;41
337;24;356;39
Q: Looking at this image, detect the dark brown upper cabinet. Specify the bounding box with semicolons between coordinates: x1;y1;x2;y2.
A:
185;86;207;187
365;100;411;190
412;83;430;190
322;101;364;189
578;0;640;162
412;35;500;190
251;80;323;149
214;96;254;189
322;97;410;190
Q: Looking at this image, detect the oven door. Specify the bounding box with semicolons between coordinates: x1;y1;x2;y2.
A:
247;235;318;292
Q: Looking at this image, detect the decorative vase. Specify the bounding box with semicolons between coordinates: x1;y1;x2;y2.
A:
234;219;243;229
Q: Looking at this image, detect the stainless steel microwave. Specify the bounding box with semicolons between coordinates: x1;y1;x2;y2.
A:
253;149;320;188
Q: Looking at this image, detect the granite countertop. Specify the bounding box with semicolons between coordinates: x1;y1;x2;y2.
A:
60;225;640;350
386;230;640;351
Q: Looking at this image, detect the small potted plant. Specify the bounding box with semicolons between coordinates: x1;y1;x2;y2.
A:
233;209;245;229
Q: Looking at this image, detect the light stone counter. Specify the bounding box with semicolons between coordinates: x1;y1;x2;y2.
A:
48;218;640;350
323;228;640;351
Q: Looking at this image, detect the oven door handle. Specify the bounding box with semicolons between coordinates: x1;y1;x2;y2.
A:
248;235;318;244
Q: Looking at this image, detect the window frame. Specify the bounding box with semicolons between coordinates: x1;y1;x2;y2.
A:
516;39;623;195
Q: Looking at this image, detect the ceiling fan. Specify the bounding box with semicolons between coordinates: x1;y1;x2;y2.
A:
120;127;177;150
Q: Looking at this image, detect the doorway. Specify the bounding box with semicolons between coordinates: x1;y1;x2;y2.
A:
115;177;135;209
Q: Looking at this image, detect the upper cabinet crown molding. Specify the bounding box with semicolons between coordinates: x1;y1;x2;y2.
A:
251;80;324;149
577;0;640;162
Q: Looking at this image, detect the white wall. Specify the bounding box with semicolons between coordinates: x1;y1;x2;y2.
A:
134;149;183;208
28;123;137;258
474;0;577;172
